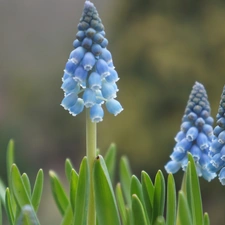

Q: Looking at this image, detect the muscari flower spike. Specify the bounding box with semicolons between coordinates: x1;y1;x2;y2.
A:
60;0;123;122
165;82;216;181
207;86;225;185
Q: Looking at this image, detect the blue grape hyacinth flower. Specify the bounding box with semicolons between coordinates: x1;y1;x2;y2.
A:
208;86;225;184
165;82;216;181
60;0;123;122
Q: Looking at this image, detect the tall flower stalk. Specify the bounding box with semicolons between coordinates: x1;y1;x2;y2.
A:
60;1;123;224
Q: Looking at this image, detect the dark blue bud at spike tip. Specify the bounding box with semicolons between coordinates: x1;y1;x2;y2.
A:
60;0;122;122
165;81;216;182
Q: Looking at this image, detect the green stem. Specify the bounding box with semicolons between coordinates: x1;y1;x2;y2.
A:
86;109;96;225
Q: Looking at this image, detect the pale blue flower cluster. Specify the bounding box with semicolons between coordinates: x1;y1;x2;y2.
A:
207;86;225;185
165;82;217;181
61;1;123;122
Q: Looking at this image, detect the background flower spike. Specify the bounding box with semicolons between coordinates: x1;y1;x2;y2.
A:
60;0;123;122
165;81;216;181
208;85;225;184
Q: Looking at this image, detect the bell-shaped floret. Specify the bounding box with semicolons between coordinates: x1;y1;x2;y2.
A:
190;145;202;162
218;131;225;144
82;52;96;71
82;37;93;49
101;81;117;99
74;66;88;84
100;38;108;48
196;132;209;150
69;98;84;116
186;127;199;141
105;99;123;116
61;77;78;93
90;104;104;123
218;167;225;185
165;161;181;174
105;68;119;83
93;33;104;43
86;28;96;38
88;72;101;90
64;60;77;75
101;48;112;64
61;93;78;110
174;131;186;142
174;138;192;153
73;39;81;48
83;88;96;108
76;31;85;41
96;59;110;78
170;150;185;162
69;47;86;64
91;44;102;56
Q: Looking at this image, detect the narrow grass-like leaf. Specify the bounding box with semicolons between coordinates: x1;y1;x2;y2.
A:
119;156;132;206
70;169;79;212
187;153;203;225
7;140;15;190
132;194;148;225
141;171;154;223
15;205;39;225
5;188;14;225
60;205;73;225
166;174;176;225
49;170;69;215
154;216;166;225
152;170;165;224
176;191;192;225
94;155;121;225
126;207;134;225
22;174;31;198
0;199;2;225
203;213;210;225
65;159;74;182
11;164;31;208
31;169;44;212
116;183;127;225
0;179;6;207
130;175;143;203
73;157;89;225
104;143;117;184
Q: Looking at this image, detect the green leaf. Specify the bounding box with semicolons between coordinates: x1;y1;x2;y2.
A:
0;179;6;207
70;169;79;212
154;216;166;225
152;170;165;224
104;143;117;184
116;183;127;225
119;156;132;206
7;140;15;191
49;170;69;215
31;169;44;212
132;194;148;225
0;199;2;225
11;164;31;208
166;174;176;225
93;155;121;225
5;188;15;225
126;207;134;225
203;213;210;225
15;205;39;225
65;159;74;182
22;174;32;198
141;171;154;223
176;191;192;225
73;157;89;225
60;205;73;225
187;154;203;225
130;175;143;203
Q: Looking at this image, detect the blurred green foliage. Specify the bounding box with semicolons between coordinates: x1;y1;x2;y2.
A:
1;0;225;224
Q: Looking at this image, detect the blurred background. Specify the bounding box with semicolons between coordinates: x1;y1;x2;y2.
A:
1;0;225;224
